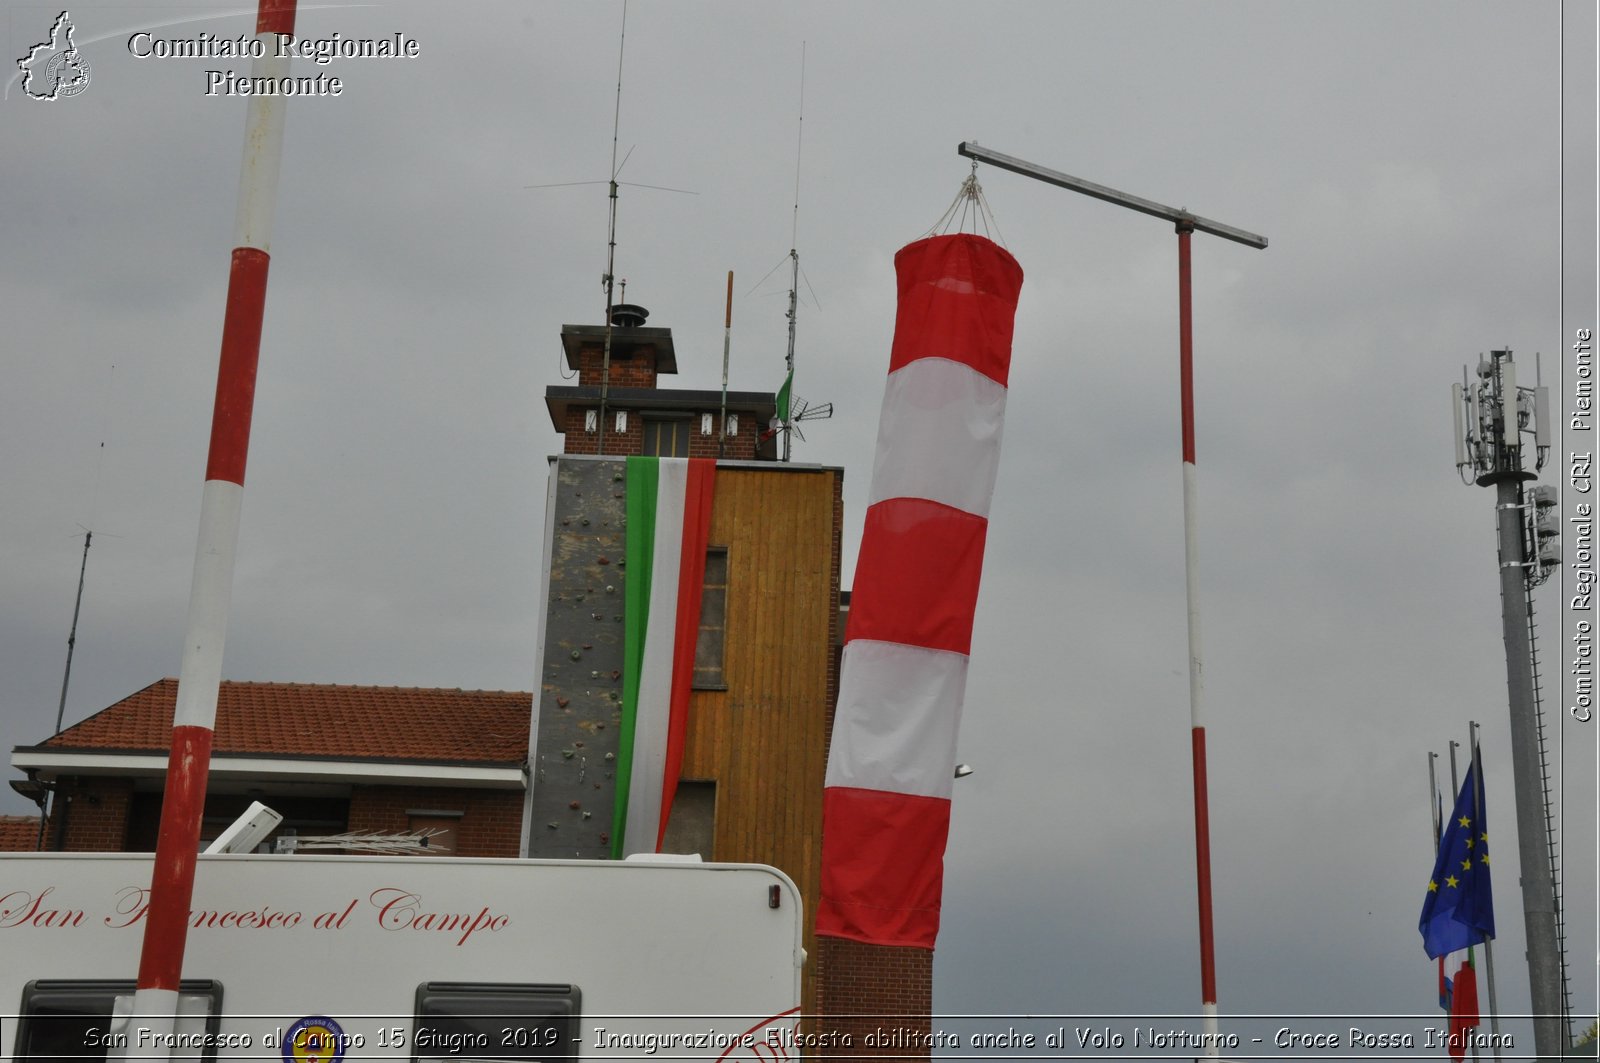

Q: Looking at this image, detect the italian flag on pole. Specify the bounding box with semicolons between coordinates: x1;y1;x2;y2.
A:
611;456;716;858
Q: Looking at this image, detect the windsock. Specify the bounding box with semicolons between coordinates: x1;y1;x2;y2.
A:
819;233;1022;949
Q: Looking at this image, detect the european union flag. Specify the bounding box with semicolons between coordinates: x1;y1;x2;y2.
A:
1420;757;1495;958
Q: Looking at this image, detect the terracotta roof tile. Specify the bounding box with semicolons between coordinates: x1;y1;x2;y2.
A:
30;679;531;766
0;815;43;851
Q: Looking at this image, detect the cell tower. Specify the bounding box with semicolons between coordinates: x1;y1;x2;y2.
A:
1451;348;1573;1056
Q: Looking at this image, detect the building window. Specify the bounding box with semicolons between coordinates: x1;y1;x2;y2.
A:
408;810;462;855
642;417;689;457
693;548;728;689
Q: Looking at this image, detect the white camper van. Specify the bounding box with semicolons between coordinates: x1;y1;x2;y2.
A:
0;854;804;1063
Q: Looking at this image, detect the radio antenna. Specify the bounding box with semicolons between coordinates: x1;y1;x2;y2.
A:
782;45;806;462
596;0;628;455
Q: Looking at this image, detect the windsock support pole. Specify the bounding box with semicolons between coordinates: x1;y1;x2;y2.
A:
956;142;1266;1055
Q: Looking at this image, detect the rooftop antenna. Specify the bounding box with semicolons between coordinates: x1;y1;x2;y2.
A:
522;4;698;452
55;362;119;736
54;528;93;735
772;43;830;461
596;0;628;456
719;270;733;458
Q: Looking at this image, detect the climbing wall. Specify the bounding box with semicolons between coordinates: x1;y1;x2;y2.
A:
524;456;629;858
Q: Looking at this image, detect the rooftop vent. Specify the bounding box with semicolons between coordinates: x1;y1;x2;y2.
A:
609;303;649;328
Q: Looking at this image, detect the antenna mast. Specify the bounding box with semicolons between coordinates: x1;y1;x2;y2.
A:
781;44;806;463
719;271;733;457
54;531;92;734
1450;349;1572;1055
596;0;628;456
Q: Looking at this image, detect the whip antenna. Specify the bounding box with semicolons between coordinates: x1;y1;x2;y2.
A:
597;0;628;455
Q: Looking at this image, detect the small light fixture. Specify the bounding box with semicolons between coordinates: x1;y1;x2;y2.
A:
614;411;628;433
584;410;598;434
700;413;714;436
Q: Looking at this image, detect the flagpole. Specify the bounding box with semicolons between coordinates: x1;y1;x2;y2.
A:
1440;755;1452;845
1429;751;1449;1030
1469;722;1503;1062
1446;742;1481;1063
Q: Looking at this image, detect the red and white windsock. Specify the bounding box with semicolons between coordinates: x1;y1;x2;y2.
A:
818;233;1022;949
131;0;295;1049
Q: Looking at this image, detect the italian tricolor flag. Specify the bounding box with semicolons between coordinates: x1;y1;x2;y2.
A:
611;456;716;858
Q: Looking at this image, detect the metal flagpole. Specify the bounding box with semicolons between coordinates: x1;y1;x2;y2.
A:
1468;721;1503;1062
129;0;295;1053
1446;742;1481;1063
1440;755;1452;845
957;141;1265;1053
1429;751;1445;1028
1446;742;1491;1063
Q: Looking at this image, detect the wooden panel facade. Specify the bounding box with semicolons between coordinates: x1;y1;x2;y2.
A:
679;463;843;1017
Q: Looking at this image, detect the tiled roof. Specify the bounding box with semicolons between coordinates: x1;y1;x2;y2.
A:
0;815;42;851
27;679;532;766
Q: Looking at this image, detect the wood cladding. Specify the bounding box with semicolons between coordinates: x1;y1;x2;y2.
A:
680;464;842;1019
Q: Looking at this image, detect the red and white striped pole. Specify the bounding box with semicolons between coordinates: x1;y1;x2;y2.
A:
1177;219;1220;1051
954;143;1264;1051
130;0;295;1049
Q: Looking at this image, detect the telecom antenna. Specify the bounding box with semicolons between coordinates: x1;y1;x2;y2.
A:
1450;348;1572;1056
770;43;831;461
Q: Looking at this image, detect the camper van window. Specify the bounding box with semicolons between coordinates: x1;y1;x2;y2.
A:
412;983;579;1063
14;980;224;1063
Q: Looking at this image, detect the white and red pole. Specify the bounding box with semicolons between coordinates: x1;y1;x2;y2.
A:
130;0;295;1050
1177;220;1220;1050
955;143;1265;1051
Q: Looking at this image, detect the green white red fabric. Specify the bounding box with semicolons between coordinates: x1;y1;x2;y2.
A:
612;456;716;857
818;234;1023;948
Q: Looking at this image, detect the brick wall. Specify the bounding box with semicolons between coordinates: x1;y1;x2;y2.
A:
55;777;134;851
562;406;761;459
0;815;44;851
561;407;645;455
816;937;935;1061
347;786;523;858
685;416;759;460
575;344;659;389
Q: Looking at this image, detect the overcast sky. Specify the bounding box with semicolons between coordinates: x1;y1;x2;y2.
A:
3;0;1597;1054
